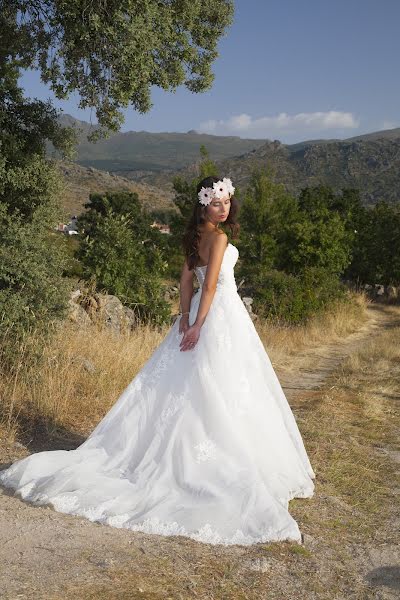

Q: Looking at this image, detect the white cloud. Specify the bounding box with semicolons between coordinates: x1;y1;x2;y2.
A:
197;110;359;139
382;120;399;130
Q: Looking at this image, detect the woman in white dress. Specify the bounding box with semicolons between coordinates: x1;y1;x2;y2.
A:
0;175;316;546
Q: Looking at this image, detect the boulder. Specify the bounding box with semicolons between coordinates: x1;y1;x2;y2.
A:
386;286;398;302
242;296;258;321
67;290;137;332
67;298;92;327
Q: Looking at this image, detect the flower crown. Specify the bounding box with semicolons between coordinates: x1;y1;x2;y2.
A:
198;177;235;206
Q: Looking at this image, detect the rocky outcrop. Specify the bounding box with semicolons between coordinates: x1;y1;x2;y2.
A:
345;282;400;303
68;290;138;333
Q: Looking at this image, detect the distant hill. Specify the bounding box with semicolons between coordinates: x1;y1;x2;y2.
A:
53;116;400;208
170;129;400;206
53;114;267;176
55;160;175;219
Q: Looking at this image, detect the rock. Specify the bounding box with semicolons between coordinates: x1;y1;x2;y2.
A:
71;355;97;373
242;557;276;573
67;298;92;327
96;293;137;332
242;296;258;321
68;289;137;332
386;285;398;302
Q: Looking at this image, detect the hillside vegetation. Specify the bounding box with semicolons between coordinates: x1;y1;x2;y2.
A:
52;114;267;176
199;134;400;206
54;117;400;209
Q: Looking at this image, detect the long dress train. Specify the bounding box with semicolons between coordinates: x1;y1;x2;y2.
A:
0;243;315;546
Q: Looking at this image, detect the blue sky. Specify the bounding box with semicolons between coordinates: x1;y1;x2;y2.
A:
19;0;400;143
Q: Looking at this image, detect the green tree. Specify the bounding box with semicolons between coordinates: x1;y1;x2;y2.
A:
287;186;354;275
237;168;299;281
166;146;219;278
346;201;400;285
238;172;354;323
1;0;234;140
0;61;73;366
77;192;171;325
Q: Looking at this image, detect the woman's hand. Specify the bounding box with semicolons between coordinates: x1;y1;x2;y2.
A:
178;314;190;335
179;323;201;351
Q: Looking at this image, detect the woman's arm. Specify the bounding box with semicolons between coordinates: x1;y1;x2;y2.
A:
194;232;228;327
180;232;228;351
179;257;194;314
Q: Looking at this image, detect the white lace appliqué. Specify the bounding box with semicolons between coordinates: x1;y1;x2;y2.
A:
159;392;185;426
51;494;80;512
236;373;252;415
194;439;217;463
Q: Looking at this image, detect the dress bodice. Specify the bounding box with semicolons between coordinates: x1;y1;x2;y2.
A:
194;243;239;291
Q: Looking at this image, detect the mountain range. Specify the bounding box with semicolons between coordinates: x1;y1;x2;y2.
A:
53;114;400;212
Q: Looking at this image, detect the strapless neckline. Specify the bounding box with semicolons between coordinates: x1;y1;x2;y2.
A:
196;243;235;270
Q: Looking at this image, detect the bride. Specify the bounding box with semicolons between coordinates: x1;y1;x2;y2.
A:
0;175;315;546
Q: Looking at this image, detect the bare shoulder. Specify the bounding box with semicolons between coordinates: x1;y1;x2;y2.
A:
211;231;228;250
207;231;228;267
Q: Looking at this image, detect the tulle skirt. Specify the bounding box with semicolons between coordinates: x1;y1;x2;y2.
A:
0;283;315;545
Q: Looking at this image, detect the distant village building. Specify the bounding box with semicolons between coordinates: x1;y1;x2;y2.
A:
55;215;79;235
151;220;170;234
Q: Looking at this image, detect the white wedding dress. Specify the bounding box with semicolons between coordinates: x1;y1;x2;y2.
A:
0;243;315;546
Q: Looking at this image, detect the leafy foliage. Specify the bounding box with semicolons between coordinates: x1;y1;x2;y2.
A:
345;200;400;285
237;170;355;323
0;63;73;366
2;0;234;139
77;191;171;325
166;145;219;278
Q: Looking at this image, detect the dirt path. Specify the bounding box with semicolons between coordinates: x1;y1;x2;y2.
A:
0;303;398;600
278;303;393;397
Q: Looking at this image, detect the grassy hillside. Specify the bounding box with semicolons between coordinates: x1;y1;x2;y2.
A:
52;114;266;176
175;131;400;205
56;160;175;219
53;116;400;209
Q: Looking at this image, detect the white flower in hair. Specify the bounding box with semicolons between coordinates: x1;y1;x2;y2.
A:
213;179;229;199
223;177;235;197
198;186;213;206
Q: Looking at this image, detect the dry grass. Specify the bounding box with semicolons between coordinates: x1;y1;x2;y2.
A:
43;304;400;599
1;301;399;599
256;291;369;368
0;322;166;442
291;307;400;544
0;293;368;444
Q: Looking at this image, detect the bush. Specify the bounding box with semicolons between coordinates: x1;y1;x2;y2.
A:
237;170;354;323
251;267;345;325
76;192;171;325
0;202;71;367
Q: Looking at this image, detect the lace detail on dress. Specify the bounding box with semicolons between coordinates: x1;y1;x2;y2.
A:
128;374;143;393
159;392;185;426
0;464;18;485
105;513;130;528
236;373;252;416
18;481;36;499
194;439;217;463
213;305;233;350
51;494;80;512
148;346;175;384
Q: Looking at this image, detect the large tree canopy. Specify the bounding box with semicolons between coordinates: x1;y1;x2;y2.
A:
1;0;234;139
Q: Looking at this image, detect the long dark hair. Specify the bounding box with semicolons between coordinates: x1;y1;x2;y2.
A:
182;176;240;270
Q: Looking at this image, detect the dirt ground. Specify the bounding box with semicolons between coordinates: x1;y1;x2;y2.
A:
0;303;399;600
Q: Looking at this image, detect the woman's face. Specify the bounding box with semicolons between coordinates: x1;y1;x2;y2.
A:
206;196;231;224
